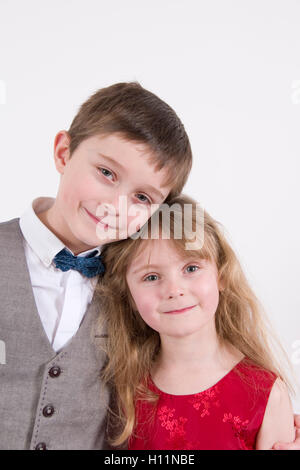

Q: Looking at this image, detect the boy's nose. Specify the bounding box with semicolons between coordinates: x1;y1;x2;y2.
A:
98;201;119;217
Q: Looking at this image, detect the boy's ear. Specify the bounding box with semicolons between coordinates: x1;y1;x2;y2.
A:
53;130;71;175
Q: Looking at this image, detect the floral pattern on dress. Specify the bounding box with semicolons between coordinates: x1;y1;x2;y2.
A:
187;386;221;418
223;412;251;450
157;405;196;450
129;360;277;450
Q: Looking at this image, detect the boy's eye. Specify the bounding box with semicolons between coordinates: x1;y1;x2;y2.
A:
98;169;151;204
136;194;151;204
99;168;114;180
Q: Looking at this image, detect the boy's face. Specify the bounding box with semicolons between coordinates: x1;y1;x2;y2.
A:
126;239;221;340
53;132;171;253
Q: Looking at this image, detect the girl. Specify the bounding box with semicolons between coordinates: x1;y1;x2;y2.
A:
95;194;296;450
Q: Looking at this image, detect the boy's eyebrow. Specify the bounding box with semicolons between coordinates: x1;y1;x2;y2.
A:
97;152;166;200
142;185;165;201
97;152;126;173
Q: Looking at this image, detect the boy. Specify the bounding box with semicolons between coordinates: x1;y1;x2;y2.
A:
0;82;192;450
0;82;299;450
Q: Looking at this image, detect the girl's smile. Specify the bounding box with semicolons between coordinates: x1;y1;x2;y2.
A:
163;304;198;314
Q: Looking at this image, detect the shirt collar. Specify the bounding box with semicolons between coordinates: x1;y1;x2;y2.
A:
19;197;102;268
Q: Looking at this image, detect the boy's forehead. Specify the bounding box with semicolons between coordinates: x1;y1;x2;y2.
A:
91;132;152;159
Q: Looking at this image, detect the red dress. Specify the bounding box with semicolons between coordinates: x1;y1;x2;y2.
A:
128;358;277;450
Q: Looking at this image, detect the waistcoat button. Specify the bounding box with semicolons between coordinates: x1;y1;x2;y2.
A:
43;405;55;417
35;442;47;450
49;366;61;378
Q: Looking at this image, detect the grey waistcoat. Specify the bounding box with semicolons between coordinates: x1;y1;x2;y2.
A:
0;218;111;450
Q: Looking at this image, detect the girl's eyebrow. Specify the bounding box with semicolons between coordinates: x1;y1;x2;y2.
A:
132;258;203;275
132;264;161;275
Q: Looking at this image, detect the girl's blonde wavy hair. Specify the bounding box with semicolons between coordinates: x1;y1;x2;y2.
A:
95;194;295;448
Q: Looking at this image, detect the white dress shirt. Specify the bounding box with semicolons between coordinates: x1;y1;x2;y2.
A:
19;197;102;352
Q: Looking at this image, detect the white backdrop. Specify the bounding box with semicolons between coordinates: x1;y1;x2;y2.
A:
0;0;299;411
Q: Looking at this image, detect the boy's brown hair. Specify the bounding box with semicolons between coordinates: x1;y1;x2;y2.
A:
67;82;192;200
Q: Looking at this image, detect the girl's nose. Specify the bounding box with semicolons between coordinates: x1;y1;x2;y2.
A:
167;283;184;299
168;292;184;299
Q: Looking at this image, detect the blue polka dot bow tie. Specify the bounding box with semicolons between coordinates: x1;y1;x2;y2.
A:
53;248;106;278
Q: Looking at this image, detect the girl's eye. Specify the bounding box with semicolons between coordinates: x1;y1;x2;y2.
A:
143;274;158;282
143;265;199;282
186;265;199;273
136;194;151;204
99;168;114;180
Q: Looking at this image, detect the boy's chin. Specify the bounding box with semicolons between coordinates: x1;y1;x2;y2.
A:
84;227;141;246
96;234;128;245
95;227;136;244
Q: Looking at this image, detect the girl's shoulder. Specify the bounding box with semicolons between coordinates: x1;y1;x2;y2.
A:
230;356;278;397
235;357;277;380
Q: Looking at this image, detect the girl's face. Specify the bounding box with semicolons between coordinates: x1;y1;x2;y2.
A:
126;239;221;338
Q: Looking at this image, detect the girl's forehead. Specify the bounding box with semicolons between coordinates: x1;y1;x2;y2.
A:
129;238;207;270
135;239;181;260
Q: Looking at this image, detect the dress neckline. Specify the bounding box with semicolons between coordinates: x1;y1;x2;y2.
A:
148;356;246;398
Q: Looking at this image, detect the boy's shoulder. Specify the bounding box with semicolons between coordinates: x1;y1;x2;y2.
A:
0;218;26;283
0;217;20;232
0;217;22;249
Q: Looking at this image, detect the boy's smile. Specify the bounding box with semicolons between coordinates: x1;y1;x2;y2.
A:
38;132;171;254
